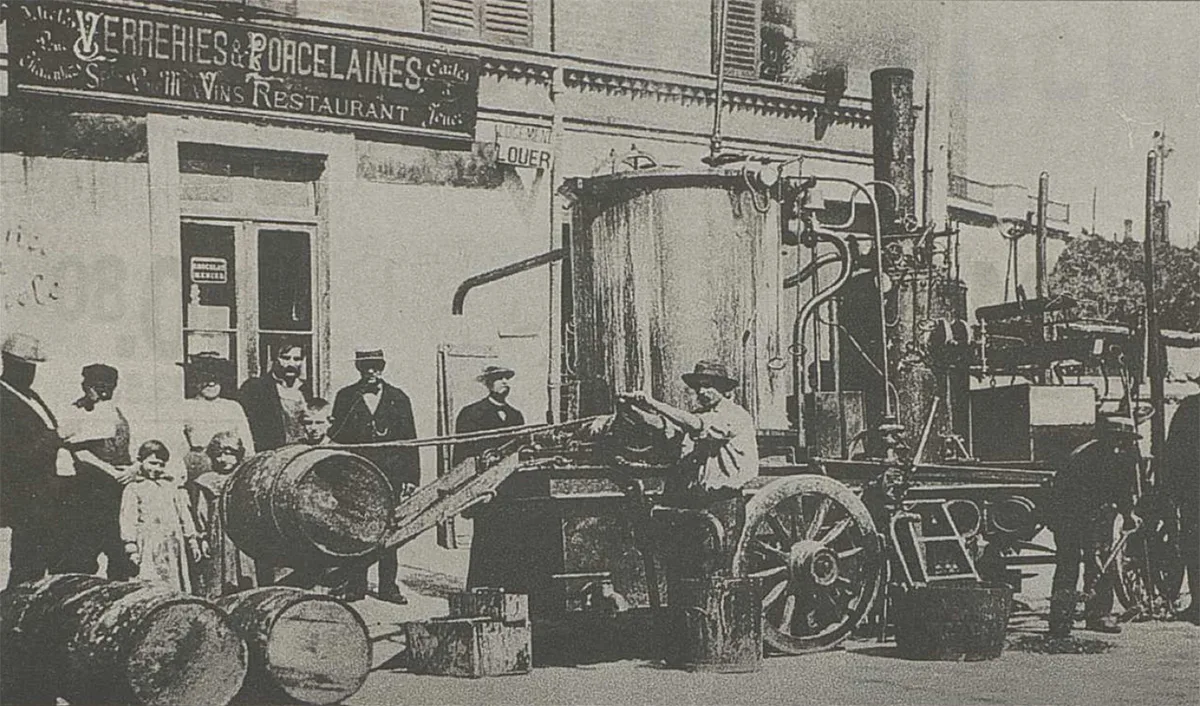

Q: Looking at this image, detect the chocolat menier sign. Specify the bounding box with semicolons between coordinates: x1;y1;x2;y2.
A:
6;2;480;139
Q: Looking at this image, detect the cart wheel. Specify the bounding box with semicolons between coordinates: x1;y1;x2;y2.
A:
733;475;882;654
1114;502;1185;616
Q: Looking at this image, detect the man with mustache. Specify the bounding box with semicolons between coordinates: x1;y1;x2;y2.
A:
237;342;313;586
237;343;314;452
330;349;419;603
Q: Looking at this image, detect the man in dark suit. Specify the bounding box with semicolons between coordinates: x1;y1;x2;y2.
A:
237;343;313;452
0;334;72;588
330;349;419;603
1165;390;1199;624
453;364;525;465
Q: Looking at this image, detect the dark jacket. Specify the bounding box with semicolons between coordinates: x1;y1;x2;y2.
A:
331;380;420;489
453;397;525;464
237;375;313;452
0;380;64;526
1165;394;1199;513
1048;438;1136;532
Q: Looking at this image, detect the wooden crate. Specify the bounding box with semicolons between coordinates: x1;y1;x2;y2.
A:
448;588;528;625
405;617;532;678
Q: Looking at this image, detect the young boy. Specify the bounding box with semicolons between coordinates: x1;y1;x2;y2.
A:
120;441;201;592
301;398;333;445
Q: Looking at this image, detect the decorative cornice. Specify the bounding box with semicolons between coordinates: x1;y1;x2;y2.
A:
480;58;554;84
562;69;872;128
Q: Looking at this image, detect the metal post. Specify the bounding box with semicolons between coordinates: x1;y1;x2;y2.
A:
709;0;729;162
1035;172;1049;300
1144;150;1165;481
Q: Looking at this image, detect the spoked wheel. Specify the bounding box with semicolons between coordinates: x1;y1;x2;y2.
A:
733;475;883;654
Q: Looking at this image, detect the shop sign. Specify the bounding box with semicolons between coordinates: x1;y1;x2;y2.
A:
495;123;553;169
190;256;228;284
6;2;480;139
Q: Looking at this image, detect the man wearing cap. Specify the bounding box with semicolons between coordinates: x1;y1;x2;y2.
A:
619;360;759;576
1048;415;1143;638
0;334;74;586
58;363;139;578
237;343;313;453
454;365;526;465
331;349;419;603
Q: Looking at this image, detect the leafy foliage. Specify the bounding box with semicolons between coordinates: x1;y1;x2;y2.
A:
1048;236;1200;332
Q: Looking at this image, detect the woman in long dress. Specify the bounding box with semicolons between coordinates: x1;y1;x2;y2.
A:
120;441;201;593
189;431;256;599
178;353;255;485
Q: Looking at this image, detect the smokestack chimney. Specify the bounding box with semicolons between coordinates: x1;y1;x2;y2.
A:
1123;219;1133;242
871;67;916;232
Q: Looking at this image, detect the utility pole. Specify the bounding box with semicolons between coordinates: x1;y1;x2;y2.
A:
1143;148;1165;483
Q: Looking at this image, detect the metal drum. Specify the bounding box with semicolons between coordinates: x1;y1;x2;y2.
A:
663;577;763;673
563;168;776;419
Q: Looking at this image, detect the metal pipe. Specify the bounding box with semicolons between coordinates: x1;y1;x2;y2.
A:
814;176;892;417
783;252;843;289
921;78;932;229
708;0;729;161
452;249;566;315
794;232;852;396
1035;171;1049;300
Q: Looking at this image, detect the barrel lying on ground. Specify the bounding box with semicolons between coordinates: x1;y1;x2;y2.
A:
1;573;247;706
218;587;371;705
224;445;394;567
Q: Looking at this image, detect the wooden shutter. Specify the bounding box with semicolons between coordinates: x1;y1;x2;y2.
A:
427;0;480;37
426;0;532;45
718;0;761;78
482;0;533;46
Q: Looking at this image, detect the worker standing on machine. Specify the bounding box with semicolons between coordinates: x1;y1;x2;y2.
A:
1048;415;1143;638
618;360;759;576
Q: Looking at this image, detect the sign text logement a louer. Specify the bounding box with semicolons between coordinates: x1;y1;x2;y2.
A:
7;2;480;139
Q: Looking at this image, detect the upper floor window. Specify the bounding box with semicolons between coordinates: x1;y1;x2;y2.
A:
714;0;763;79
425;0;533;47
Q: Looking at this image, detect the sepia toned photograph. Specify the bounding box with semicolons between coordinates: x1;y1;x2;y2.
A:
0;1;1197;704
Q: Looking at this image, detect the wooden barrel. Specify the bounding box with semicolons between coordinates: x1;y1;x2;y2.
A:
1;574;247;706
663;577;762;673
224;445;394;567
1;574;108;705
218;587;371;705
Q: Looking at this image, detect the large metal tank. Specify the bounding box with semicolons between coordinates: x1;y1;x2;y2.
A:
562;169;778;420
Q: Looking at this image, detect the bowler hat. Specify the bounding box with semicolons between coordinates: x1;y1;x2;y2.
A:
681;360;737;392
478;364;515;382
2;333;46;363
354;349;386;364
82;363;118;387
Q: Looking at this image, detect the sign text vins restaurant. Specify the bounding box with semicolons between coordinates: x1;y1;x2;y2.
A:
7;1;481;139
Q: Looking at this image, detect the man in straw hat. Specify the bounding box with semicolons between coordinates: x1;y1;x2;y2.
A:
618;360;759;577
0;333;74;586
454;364;526;465
1048;414;1144;638
454;364;530;592
331;348;419;603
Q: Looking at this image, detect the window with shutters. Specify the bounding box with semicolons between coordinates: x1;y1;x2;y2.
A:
425;0;533;47
713;0;762;79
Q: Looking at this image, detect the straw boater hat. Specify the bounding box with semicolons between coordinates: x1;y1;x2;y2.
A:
177;352;232;378
681;360;737;392
1;333;47;363
354;349;386;365
1098;414;1141;439
478;364;515;383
